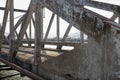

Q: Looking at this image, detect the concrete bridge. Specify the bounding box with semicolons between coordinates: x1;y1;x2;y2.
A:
0;0;120;80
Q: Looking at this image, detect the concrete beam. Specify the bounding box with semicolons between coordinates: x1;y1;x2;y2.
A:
62;24;72;42
82;0;120;16
80;31;84;43
111;14;118;20
39;0;120;38
44;13;55;41
57;24;72;49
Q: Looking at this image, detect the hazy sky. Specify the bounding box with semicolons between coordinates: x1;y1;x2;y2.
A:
0;0;119;38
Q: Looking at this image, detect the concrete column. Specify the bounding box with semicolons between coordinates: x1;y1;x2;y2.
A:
34;0;43;74
34;6;43;63
80;31;84;43
56;15;60;42
9;0;15;62
28;22;32;47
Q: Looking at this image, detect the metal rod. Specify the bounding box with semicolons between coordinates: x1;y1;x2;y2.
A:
56;15;60;42
0;7;26;12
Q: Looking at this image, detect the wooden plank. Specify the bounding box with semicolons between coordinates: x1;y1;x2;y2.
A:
44;13;55;41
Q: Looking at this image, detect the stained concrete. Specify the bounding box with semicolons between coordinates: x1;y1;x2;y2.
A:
36;27;120;80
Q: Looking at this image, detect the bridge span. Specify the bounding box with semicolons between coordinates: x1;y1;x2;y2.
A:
0;0;120;80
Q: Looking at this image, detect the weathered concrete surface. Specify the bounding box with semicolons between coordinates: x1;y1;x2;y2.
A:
1;29;120;80
0;0;120;80
39;0;106;38
40;39;102;80
37;27;120;80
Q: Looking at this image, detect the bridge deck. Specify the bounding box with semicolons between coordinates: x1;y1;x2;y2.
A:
1;45;61;64
0;0;120;80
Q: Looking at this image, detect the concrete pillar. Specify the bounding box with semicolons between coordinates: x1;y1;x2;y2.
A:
56;15;60;42
9;0;15;62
